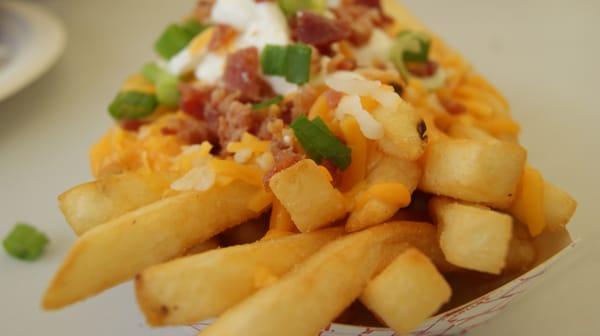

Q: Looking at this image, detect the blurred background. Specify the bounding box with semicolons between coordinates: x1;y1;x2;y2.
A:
0;0;598;335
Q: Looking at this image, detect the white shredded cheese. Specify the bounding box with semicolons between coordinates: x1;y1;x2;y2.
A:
255;152;275;171
335;95;384;140
325;71;401;108
233;148;253;163
171;164;216;191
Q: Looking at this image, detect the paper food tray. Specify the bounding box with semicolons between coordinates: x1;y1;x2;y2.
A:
162;228;576;336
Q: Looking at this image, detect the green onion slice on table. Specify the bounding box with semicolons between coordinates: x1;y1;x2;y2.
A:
3;223;49;261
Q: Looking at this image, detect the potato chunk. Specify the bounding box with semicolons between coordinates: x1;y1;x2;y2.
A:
269;159;347;232
430;197;513;274
420;138;526;208
372;100;426;161
361;248;451;333
543;180;577;232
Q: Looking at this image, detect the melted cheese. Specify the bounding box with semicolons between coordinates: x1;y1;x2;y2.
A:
339;117;368;191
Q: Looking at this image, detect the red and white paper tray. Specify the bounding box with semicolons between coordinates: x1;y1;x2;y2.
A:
177;229;576;336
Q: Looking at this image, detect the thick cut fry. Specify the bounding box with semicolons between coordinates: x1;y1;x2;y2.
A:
59;172;176;235
136;228;344;326
430;197;513;274
372;101;426;161
420;138;526;208
199;221;454;336
361;248;451;333
543;180;577;231
347;156;421;232
42;181;262;310
504;224;537;273
509;166;546;236
269;160;347;232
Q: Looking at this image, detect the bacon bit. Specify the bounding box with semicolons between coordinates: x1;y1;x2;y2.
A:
439;96;466;115
160;116;212;144
333;5;387;46
327;54;357;73
263;138;303;187
120;120;147;132
193;0;215;21
325;90;344;109
292;11;349;53
352;0;380;7
208;24;237;51
179;83;212;120
406;61;439;78
224;47;274;102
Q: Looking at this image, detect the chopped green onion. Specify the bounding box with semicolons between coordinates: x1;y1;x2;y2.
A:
291;116;351;170
260;43;312;85
252;95;283;110
154;20;208;60
278;0;326;18
141;63;180;107
141;63;161;83
181;20;206;37
285;44;312;85
109;91;158;120
156;72;180;107
3;223;49;261
390;30;445;91
261;45;288;76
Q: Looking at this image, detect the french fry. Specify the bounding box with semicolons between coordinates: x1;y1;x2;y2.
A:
430;197;513;274
372;101;426;161
42;181;262;310
360;248;451;334
543;180;577;232
135;227;344;326
59;172;177;235
199;221;453;336
269;159;347;232
420;138;526;208
184;239;220;256
504;224;537;273
347;156;421;232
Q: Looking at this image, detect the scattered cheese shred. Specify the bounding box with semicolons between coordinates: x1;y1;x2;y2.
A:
121;74;155;94
211;159;264;186
170;164;216;192
355;182;411;209
189;27;216;55
335;95;384;140
308;93;341;136
227;132;271;153
339;117;368;192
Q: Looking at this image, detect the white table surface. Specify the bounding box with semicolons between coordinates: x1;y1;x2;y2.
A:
0;0;598;335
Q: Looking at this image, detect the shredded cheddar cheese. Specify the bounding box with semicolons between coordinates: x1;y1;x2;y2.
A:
121;74;155;94
339;117;368;192
227;132;271;154
188;27;216;55
210;159;264;187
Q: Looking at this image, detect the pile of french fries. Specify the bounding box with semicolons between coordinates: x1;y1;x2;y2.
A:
41;1;578;335
42;127;576;335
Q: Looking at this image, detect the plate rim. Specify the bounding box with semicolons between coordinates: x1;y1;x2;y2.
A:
0;0;67;102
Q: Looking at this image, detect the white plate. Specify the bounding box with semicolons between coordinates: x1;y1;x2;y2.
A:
0;1;66;102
